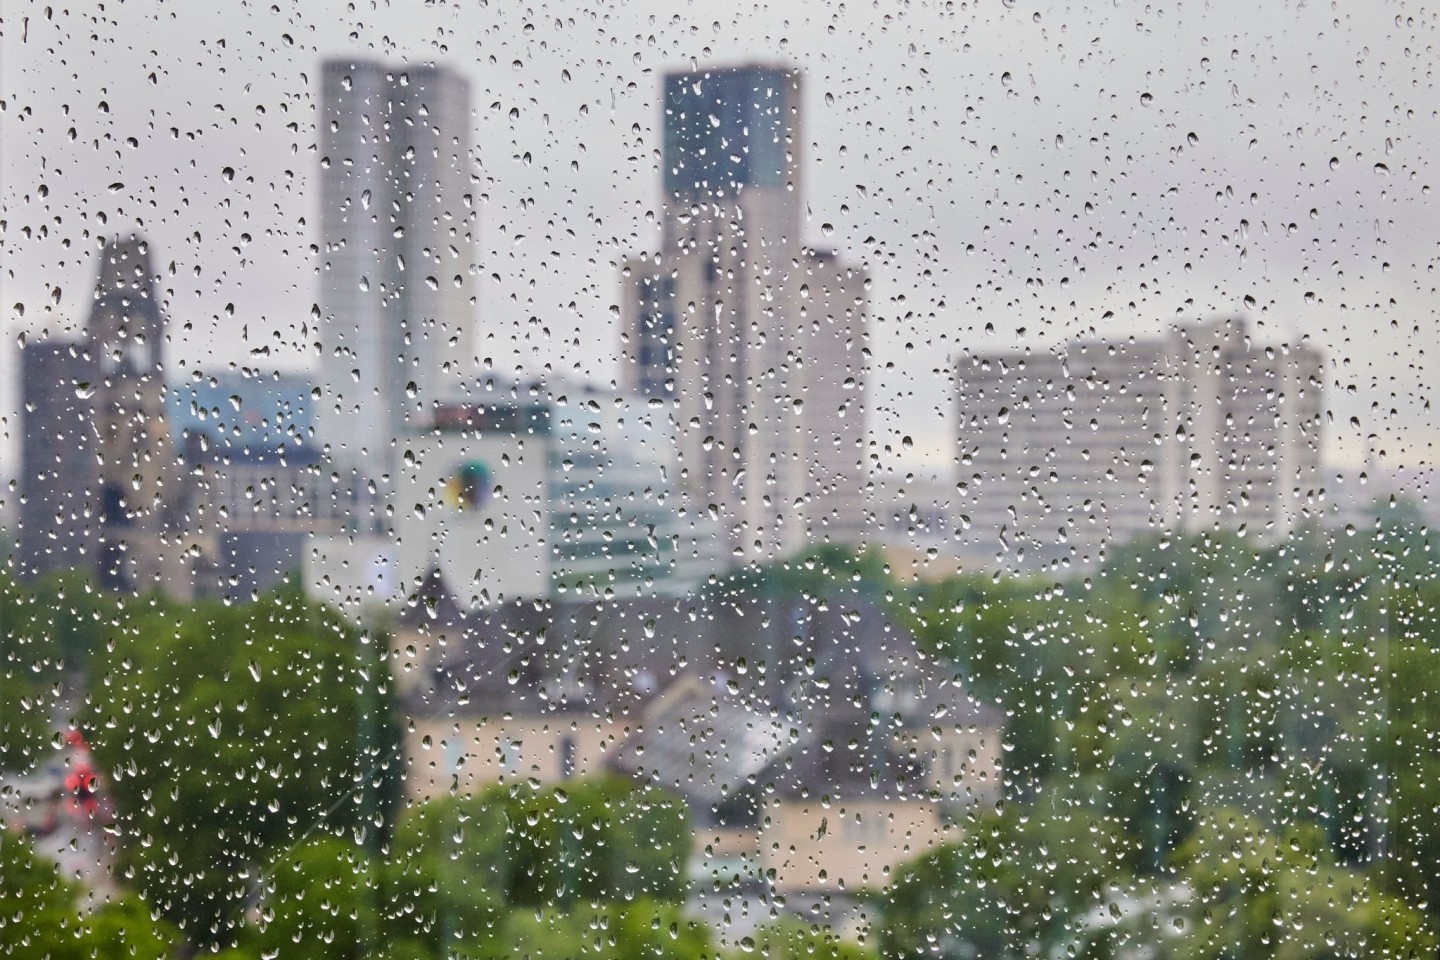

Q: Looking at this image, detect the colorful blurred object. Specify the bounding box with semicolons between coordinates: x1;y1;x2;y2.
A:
445;461;492;511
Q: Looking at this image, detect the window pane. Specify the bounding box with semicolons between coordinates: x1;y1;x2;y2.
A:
2;4;1434;960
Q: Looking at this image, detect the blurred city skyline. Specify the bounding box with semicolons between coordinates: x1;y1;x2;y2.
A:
3;0;1437;487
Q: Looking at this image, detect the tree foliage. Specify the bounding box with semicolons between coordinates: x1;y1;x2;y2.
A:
0;832;179;959
77;582;404;949
876;807;1137;960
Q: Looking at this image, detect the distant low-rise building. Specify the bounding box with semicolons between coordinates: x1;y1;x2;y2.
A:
168;369;314;454
395;585;1004;925
305;400;552;619
541;379;726;598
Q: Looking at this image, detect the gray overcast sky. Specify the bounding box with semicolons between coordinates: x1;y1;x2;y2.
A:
3;0;1438;495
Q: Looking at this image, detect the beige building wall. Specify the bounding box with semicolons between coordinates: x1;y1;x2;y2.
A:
760;797;952;896
895;724;1003;806
800;250;870;546
404;711;634;800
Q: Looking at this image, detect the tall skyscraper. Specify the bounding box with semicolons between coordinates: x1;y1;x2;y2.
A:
314;59;477;486
954;317;1325;571
620;65;869;558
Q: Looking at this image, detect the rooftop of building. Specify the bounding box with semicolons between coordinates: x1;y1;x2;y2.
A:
397;573;1004;808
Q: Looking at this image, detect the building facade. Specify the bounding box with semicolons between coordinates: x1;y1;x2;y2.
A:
305;400;551;619
17;341;99;579
954;317;1325;571
543;380;726;597
620;65;870;558
314;58;477;492
17;237;190;593
168;369;314;454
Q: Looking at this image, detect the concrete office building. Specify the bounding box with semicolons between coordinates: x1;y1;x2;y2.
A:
17;341;100;579
168;369;314;453
305;401;551;620
542;380;727;597
620;65;869;558
954;317;1325;571
314;58;477;495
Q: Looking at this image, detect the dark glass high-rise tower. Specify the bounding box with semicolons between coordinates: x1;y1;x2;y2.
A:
661;66;798;199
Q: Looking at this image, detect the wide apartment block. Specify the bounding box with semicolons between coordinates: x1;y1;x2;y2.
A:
954;317;1324;571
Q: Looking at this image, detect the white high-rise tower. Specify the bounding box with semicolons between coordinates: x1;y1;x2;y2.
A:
315;58;476;491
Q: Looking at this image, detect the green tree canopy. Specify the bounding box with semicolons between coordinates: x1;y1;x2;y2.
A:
731;917;877;960
0;832;179;959
1164;810;1433;960
78;583;403;950
876;806;1137;960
